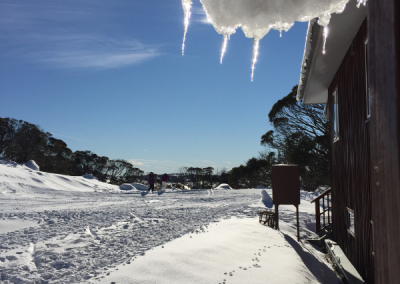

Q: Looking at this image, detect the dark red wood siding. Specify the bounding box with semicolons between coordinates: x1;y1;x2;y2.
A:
368;0;400;283
327;19;374;283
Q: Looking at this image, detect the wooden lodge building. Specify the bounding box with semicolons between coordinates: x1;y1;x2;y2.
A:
296;0;400;283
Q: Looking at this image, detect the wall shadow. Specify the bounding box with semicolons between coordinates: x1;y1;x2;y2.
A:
283;234;341;283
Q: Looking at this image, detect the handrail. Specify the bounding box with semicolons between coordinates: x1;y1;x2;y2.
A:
310;187;332;233
311;187;331;203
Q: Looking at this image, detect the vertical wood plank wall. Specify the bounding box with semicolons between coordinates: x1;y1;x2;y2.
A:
328;20;374;283
368;0;400;283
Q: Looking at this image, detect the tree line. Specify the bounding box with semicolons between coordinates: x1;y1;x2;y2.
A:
0;117;144;184
229;86;329;191
175;167;230;189
1;86;329;191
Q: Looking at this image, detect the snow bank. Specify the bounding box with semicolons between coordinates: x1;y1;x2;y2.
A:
300;186;330;202
24;160;39;171
119;183;137;191
0;160;118;194
0;159;17;168
261;189;273;208
215;183;232;189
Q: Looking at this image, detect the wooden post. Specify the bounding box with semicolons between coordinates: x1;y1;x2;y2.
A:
275;204;279;230
322;196;325;228
315;200;321;233
328;193;331;224
368;0;400;282
296;205;300;242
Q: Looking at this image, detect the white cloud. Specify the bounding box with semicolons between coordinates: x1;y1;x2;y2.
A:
9;34;160;69
201;160;216;165
0;1;161;69
128;159;182;171
52;133;91;142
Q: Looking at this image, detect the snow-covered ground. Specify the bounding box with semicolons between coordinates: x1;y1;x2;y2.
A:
0;161;340;284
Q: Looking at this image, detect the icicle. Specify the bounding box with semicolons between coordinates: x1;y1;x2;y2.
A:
220;34;229;64
280;30;282;38
356;0;367;8
181;0;193;56
322;26;329;54
318;12;331;27
251;38;260;82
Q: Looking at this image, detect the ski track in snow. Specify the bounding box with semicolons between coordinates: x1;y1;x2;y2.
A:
1;187;312;283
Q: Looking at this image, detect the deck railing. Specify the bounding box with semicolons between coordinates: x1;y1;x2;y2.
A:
311;187;332;233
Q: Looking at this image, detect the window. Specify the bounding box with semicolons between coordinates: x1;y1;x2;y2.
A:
347;207;355;237
365;38;371;118
333;89;339;141
323;104;329;120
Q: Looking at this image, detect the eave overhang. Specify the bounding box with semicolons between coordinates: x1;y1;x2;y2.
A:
297;0;367;104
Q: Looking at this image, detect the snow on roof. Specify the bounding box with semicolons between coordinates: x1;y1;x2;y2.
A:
181;0;367;80
297;0;367;104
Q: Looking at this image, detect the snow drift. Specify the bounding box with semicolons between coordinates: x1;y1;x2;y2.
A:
261;189;273;208
0;160;118;194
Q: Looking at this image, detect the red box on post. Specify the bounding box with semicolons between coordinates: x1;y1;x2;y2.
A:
272;164;300;206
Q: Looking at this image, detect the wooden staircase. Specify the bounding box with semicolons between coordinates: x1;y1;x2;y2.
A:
311;187;332;233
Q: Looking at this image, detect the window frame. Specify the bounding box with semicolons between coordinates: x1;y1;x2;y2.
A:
333;88;339;142
365;38;371;119
347;207;355;237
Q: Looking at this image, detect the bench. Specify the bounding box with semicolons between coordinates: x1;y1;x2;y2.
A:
257;210;275;227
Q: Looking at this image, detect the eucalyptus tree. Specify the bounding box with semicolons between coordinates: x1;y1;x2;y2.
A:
261;86;329;190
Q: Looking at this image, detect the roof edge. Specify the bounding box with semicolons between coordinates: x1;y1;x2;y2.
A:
296;19;321;102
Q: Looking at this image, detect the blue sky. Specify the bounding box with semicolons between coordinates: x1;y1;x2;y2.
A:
0;0;308;174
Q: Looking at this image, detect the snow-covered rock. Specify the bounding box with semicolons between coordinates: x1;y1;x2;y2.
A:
83;174;97;180
182;184;191;190
24;160;39;171
119;184;137;191
130;183;149;191
214;183;232;189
